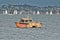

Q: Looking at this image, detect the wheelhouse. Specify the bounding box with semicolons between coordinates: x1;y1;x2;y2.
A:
20;18;32;23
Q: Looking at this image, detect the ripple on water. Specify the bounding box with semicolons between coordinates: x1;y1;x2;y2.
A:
0;14;60;40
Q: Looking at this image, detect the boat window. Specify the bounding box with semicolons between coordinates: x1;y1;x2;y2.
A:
25;20;28;22
29;20;32;22
21;20;24;22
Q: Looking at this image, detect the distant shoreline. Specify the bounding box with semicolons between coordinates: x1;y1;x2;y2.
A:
0;4;60;15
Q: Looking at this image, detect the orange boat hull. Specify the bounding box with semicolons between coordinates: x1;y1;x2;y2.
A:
15;22;42;28
15;22;27;28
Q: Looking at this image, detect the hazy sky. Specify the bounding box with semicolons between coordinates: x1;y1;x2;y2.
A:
0;0;60;7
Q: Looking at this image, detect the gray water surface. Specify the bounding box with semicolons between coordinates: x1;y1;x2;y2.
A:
0;14;60;40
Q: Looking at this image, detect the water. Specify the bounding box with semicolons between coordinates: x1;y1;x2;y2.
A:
0;14;60;40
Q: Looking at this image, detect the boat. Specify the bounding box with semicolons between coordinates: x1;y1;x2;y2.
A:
15;17;42;28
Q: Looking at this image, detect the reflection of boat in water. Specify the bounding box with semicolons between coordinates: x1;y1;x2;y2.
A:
8;13;17;15
15;17;42;28
46;11;49;15
50;10;53;15
8;14;14;15
37;11;40;15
